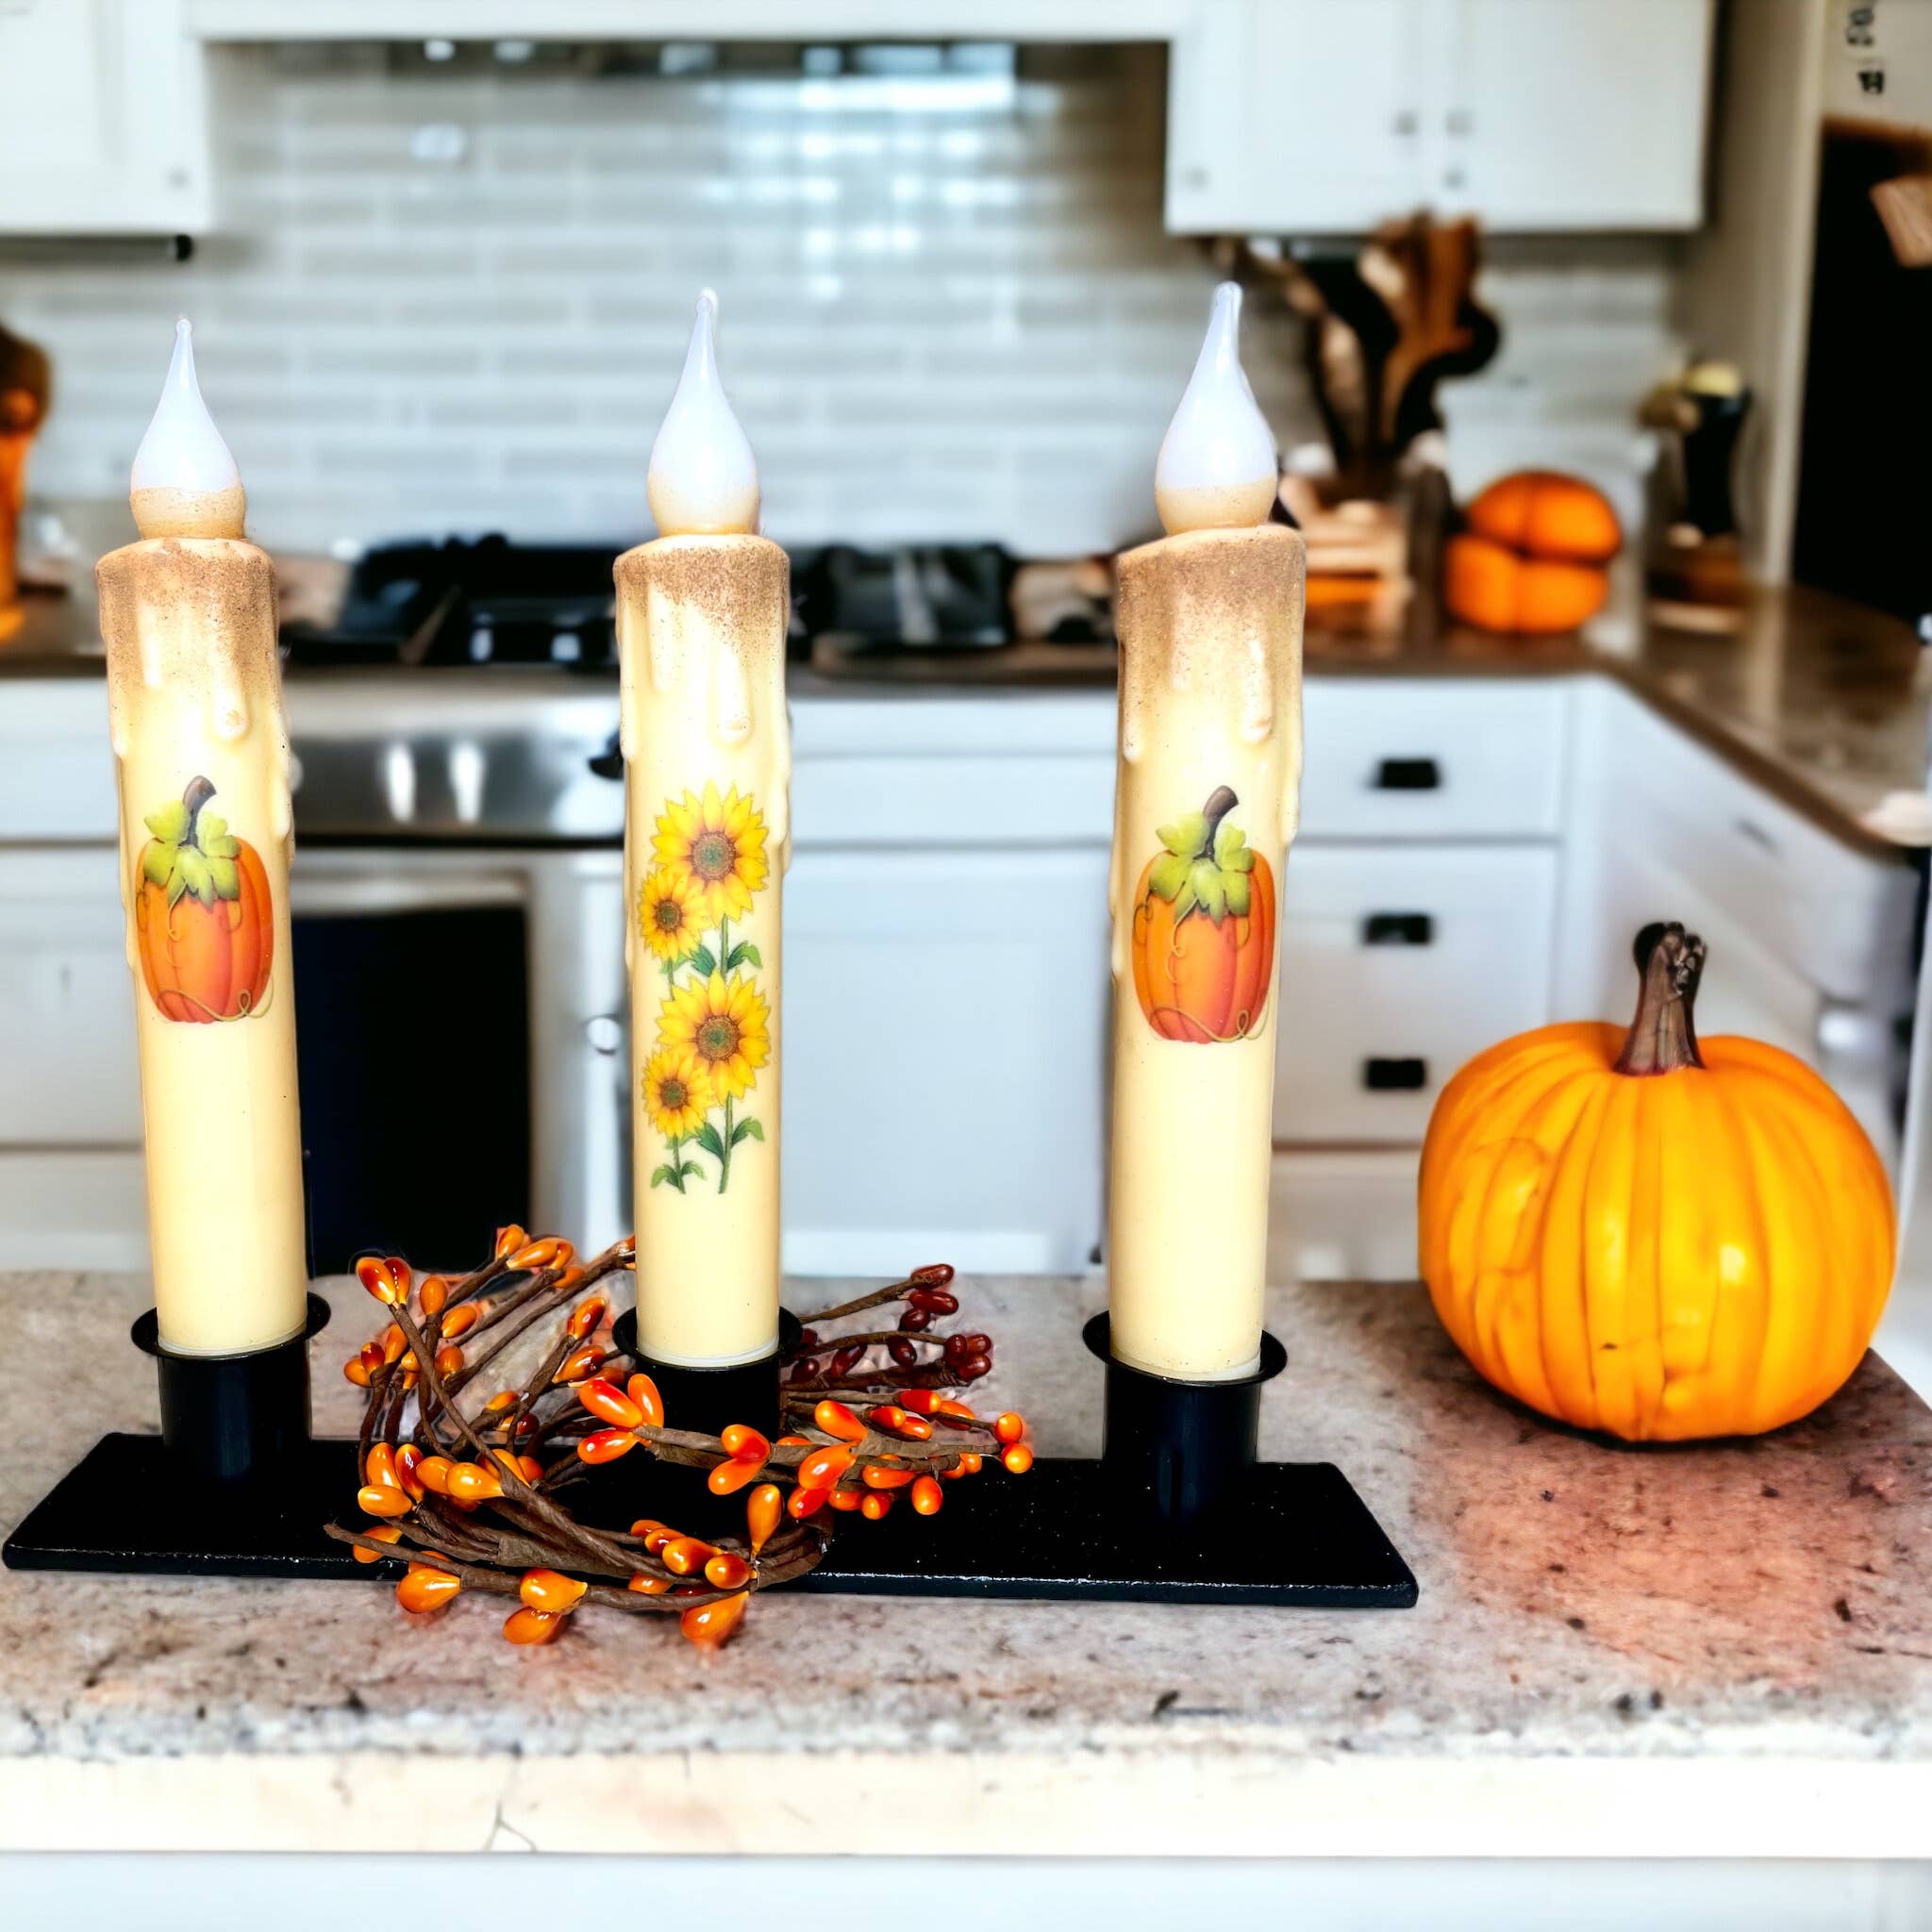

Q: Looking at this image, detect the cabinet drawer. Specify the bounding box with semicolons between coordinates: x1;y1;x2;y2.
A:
1301;679;1567;839
1273;843;1557;1142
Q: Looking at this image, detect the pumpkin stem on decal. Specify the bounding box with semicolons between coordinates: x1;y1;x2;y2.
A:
1613;920;1707;1075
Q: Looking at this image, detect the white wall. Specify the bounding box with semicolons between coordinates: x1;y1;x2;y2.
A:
0;41;1682;559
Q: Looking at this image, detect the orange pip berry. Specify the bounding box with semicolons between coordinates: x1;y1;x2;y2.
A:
704;1551;752;1590
861;1463;915;1490
354;1524;403;1565
660;1535;719;1577
859;1491;894;1521
519;1569;589;1613
894;1389;940;1415
578;1377;644;1429
517;1454;545;1486
483;1390;518;1415
445;1459;504;1502
746;1483;783;1553
493;1224;529;1259
788;1484;828;1519
798;1444;855;1491
626;1374;665;1428
441;1303;480;1341
418;1275;449;1318
355;1255;405;1306
415;1455;453;1495
910;1475;943;1515
577;1427;636;1465
556;1345;604;1384
394;1443;426;1500
627;1572;672;1595
630;1519;674;1554
363;1441;400;1491
775;1433;812;1447
508;1237;565;1272
567;1296;608;1341
343;1354;372;1389
503;1606;566;1646
358;1483;411;1520
679;1591;749;1650
708;1456;765;1497
993;1412;1025;1445
721;1424;771;1464
1002;1443;1034;1474
827;1486;863;1512
434;1345;464;1379
813;1400;866;1442
396;1563;460;1613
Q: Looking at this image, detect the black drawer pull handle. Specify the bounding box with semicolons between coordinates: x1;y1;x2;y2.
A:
588;729;624;781
1363;912;1434;946
1373;757;1441;791
1363;1057;1428;1091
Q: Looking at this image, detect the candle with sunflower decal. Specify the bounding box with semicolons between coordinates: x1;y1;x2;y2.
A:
97;321;309;1357
1108;283;1305;1383
618;291;790;1367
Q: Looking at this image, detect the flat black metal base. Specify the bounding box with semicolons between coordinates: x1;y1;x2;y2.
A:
793;1456;1417;1606
2;1433;371;1580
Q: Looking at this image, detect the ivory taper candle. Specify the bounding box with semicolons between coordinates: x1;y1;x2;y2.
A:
618;291;790;1367
98;320;308;1357
1108;283;1305;1382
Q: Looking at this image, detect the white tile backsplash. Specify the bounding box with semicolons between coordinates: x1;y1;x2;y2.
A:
1;43;1682;558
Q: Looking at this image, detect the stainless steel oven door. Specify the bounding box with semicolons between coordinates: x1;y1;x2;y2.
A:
291;847;626;1271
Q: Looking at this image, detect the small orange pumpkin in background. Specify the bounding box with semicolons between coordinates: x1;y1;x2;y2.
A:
1443;469;1622;635
1130;785;1276;1042
1419;922;1893;1441
134;774;275;1023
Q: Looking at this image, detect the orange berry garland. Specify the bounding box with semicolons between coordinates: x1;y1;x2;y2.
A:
328;1237;1031;1653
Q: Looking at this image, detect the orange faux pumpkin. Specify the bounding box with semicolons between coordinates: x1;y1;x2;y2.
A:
1419;923;1893;1441
1130;785;1276;1042
133;774;275;1024
1443;468;1622;635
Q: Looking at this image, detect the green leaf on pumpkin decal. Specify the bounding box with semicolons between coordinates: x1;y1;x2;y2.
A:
1147;851;1189;901
142;845;174;887
144;801;190;842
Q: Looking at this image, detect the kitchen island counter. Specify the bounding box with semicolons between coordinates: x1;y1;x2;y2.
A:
4;1268;1930;1857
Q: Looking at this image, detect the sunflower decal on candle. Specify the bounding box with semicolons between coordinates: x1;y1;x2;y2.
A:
1130;784;1277;1043
132;774;276;1024
641;782;772;1193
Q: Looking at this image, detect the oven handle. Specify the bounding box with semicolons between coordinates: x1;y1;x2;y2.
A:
290;871;529;917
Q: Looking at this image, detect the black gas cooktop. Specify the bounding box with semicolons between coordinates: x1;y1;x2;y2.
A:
281;535;1020;670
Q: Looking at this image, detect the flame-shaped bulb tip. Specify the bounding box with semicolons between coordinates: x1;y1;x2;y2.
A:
129;317;246;540
646;288;761;539
1154;281;1278;536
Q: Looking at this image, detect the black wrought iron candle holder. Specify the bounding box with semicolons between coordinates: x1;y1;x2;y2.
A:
3;1295;363;1578
7;1293;1414;1607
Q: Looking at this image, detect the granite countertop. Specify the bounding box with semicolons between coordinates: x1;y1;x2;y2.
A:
4;1269;1930;1857
8;571;1928;856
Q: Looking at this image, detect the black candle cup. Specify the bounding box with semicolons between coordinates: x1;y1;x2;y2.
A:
1084;1312;1288;1528
132;1293;332;1490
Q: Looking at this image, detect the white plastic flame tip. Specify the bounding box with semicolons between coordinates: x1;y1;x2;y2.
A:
1154;281;1279;535
646;288;761;539
130;317;242;497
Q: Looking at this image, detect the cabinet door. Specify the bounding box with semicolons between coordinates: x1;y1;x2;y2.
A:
1167;0;1427;235
1441;0;1711;229
0;847;143;1143
782;844;1108;1276
0;0;211;235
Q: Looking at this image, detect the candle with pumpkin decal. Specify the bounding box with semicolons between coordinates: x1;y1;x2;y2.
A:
617;291;790;1367
1108;283;1305;1381
97;320;308;1357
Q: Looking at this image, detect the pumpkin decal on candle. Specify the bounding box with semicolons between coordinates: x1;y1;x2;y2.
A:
1130;784;1276;1043
133;774;275;1023
643;780;772;1193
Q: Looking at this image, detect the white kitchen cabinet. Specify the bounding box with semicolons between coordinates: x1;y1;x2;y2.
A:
0;0;212;236
1273;842;1557;1142
1166;0;1713;235
782;842;1109;1277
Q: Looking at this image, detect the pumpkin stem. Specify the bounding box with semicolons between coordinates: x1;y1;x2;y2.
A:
1197;785;1238;857
1614;921;1707;1075
180;774;217;844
